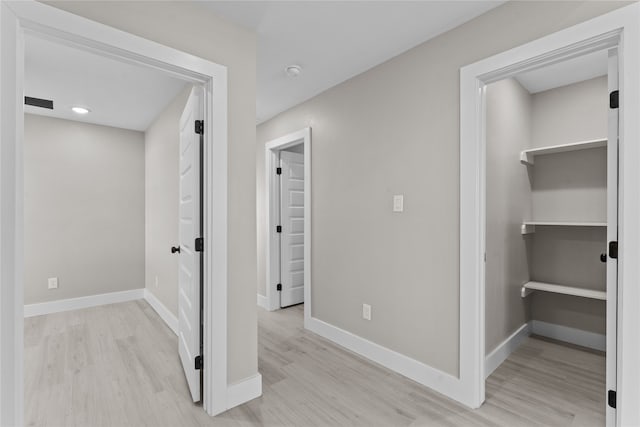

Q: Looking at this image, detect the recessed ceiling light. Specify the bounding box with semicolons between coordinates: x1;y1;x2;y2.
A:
71;106;90;115
285;65;302;77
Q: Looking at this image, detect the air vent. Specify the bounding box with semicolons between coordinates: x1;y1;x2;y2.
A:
24;97;53;110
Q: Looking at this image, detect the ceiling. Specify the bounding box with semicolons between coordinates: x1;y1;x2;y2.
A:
204;1;505;123
24;34;188;132
516;49;609;94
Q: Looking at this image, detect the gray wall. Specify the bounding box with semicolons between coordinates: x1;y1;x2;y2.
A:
257;1;627;377
530;77;608;335
48;1;258;384
145;85;190;316
485;79;532;354
24;114;145;304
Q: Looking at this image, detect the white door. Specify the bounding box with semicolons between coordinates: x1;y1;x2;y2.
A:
605;47;619;426
178;87;203;402
279;150;305;307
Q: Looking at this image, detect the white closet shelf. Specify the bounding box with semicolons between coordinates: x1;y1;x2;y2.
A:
520;221;607;234
520;281;606;300
520;138;607;166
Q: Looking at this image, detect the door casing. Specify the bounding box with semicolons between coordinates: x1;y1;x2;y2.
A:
264;128;311;323
459;4;640;426
0;1;229;422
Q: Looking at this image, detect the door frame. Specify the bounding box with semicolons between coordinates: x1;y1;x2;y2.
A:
0;1;229;423
264;128;311;323
459;4;640;426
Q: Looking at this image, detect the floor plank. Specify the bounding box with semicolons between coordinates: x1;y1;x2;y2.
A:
24;301;605;426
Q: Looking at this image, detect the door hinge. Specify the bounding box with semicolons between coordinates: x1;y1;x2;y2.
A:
608;390;616;408
276;283;282;291
195;237;204;252
195;355;203;370
276;167;282;175
609;241;618;259
195;120;204;135
276;225;282;233
610;90;619;109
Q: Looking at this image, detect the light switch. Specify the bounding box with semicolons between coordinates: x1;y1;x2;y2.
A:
362;303;372;321
48;277;58;289
393;195;404;212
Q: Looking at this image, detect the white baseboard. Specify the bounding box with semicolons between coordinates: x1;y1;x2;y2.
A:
24;288;144;318
485;322;531;378
144;289;178;336
226;373;262;410
257;293;268;310
306;317;466;406
532;320;606;352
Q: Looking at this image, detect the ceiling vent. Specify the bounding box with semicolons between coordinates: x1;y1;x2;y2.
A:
24;96;53;110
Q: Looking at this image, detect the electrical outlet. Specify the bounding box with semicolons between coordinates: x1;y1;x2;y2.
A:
155;276;159;288
362;303;372;321
48;277;58;289
393;195;404;212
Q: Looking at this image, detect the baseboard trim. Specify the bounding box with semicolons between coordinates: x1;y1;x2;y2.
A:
257;293;268;310
24;288;144;318
532;320;606;352
144;289;178;336
485;322;531;378
306;317;465;405
226;374;262;410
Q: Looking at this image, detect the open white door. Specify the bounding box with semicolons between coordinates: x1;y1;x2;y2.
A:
605;47;619;426
279;150;305;307
178;86;204;402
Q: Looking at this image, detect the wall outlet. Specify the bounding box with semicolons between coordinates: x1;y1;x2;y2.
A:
393;194;404;212
362;303;372;321
155;276;159;288
48;277;58;289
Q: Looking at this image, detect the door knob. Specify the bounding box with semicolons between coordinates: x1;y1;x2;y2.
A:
600;253;607;263
171;246;180;254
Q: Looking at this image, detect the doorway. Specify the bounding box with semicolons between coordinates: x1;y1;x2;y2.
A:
264;128;311;319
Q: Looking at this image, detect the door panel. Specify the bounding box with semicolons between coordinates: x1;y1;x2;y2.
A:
606;47;618;426
178;87;203;402
280;150;305;307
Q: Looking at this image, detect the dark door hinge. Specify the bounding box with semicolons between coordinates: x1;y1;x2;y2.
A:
608;390;616;408
276;283;282;291
195;120;204;135
195;237;204;252
276;225;282;233
610;90;619;109
276;167;282;175
609;241;618;259
195;355;203;370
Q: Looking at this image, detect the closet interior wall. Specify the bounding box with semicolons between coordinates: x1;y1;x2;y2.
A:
485;75;608;355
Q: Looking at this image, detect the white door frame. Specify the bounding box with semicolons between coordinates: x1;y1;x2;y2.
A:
459;4;640;426
264;128;311;324
0;1;229;423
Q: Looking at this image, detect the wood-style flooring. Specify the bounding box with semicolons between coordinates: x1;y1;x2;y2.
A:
24;301;605;426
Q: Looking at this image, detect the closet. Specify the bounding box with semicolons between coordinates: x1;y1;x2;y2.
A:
484;47;617;421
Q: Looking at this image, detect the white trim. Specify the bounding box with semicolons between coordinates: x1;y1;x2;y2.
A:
144;289;178;336
23;289;144;318
226;374;262;410
264;128;312;330
306;317;467;406
484;322;531;379
532;320;606;352
460;5;640;423
257;293;269;310
1;1;229;420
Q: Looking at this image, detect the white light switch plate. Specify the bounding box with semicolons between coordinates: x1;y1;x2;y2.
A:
48;277;58;289
393;195;404;212
362;303;372;320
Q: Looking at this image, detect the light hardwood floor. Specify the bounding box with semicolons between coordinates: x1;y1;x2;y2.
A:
25;301;605;426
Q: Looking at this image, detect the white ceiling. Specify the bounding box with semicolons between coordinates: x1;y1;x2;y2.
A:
24;34;188;131
204;1;505;123
516;49;608;94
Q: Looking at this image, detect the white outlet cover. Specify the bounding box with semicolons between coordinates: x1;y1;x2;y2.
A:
362;303;372;320
393;195;404;212
48;277;58;289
